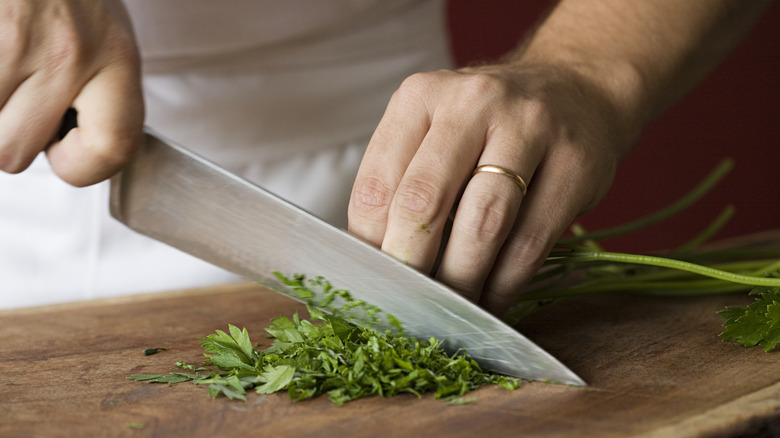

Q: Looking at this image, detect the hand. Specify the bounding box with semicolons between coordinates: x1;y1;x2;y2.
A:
348;63;638;316
0;0;144;187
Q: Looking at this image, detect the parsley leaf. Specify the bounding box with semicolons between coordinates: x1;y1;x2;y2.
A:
719;282;780;352
255;365;296;394
201;326;259;370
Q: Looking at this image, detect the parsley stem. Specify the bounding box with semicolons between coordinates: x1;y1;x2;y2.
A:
518;279;749;301
543;258;778;284
673;204;735;252
546;251;780;286
557;158;733;245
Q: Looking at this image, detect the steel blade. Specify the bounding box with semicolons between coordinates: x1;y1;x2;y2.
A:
109;129;585;386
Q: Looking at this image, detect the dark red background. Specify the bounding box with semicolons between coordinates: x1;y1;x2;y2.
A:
447;2;779;252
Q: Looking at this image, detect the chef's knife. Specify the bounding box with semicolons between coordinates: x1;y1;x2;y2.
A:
109;128;586;386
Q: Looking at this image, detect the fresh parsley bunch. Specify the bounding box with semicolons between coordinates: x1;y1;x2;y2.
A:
504;158;780;353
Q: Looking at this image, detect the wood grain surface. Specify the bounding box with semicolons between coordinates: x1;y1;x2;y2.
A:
2;279;780;438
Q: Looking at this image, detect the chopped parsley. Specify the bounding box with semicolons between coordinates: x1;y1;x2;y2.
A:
129;273;521;405
129;306;521;405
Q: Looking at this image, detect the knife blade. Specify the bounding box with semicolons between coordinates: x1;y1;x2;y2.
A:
109;128;585;386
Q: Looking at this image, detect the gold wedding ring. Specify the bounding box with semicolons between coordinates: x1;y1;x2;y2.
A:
472;164;528;196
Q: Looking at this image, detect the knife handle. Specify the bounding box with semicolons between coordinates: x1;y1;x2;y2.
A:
55;108;78;142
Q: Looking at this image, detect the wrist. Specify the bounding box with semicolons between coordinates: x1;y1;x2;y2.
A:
510;47;651;142
498;47;650;157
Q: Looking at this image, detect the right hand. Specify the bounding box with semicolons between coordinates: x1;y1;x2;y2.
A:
348;63;632;316
0;0;144;187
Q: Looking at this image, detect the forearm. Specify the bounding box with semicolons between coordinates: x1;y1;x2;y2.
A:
512;0;771;133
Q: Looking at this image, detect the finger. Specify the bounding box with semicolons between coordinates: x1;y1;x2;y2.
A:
47;60;144;187
348;75;433;246
0;1;35;107
0;46;26;109
379;108;485;273
436;130;545;302
480;154;594;315
0;71;74;173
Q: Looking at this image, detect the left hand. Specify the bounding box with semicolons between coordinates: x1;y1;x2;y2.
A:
348;63;637;316
0;0;144;187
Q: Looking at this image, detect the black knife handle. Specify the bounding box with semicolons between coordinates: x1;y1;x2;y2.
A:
56;108;78;141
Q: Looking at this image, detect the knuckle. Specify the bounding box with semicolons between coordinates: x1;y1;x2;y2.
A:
520;98;554;127
392;72;437;105
349;176;394;218
0;25;28;69
47;43;84;74
483;284;519;306
392;69;455;103
442;276;482;301
39;9;140;76
462;73;505;98
0;148;30;174
81;129;140;170
545;144;590;181
507;222;556;271
393;177;443;224
456;195;513;246
455;73;514;110
398;71;435;92
546;143;617;212
44;11;92;70
558;142;590;163
102;25;141;66
93;139;136;167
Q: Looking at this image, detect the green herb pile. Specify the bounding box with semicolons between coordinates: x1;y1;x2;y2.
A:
129;304;520;405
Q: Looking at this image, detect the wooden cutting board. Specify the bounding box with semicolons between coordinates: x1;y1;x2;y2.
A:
2;276;779;437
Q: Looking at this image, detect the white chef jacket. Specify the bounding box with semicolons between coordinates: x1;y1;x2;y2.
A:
0;0;452;308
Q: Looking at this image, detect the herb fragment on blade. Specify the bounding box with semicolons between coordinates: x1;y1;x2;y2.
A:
271;273;387;329
270;272;407;333
719;277;780;352
129;305;522;405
